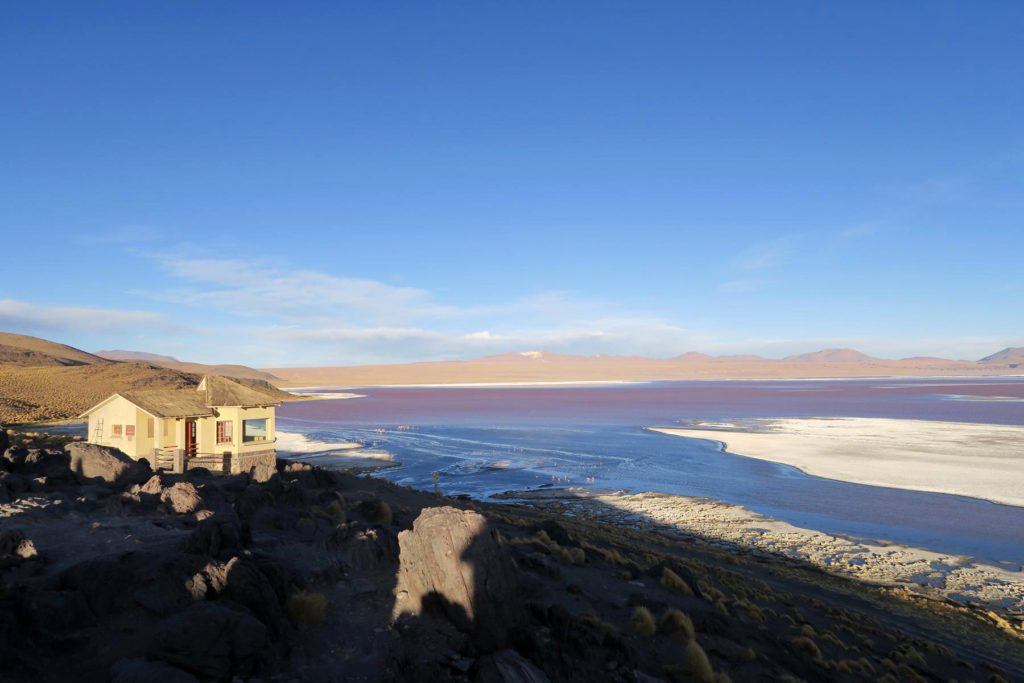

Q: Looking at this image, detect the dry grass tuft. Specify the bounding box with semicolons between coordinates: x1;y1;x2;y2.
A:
372;500;392;525
577;612;617;637
631;606;657;637
660;608;694;644
791;636;822;661
325;499;346;524
697;579;725;602
285;591;328;625
661;567;694;596
681;641;715;682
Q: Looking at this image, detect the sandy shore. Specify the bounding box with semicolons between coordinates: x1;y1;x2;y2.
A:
649;417;1024;507
509;488;1024;620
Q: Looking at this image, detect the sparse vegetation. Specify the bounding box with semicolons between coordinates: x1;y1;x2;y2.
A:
791;635;822;661
660;607;695;643
661;566;694;596
372;500;392;525
285;591;328;625
631;605;656;636
679;640;715;682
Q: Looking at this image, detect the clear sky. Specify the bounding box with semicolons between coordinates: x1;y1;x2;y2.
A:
2;2;1022;366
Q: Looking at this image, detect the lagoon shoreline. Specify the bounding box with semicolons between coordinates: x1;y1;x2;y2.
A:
649;417;1024;507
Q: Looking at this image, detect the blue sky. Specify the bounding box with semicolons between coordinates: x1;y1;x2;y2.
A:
2;2;1022;366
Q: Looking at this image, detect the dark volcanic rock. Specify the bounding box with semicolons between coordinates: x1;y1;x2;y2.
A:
148;601;267;679
111;658;199;683
66;442;147;485
23;448;71;480
0;425;8;454
3;446;28;470
394;506;520;650
184;518;250;558
160;482;204;514
58;552;204;618
15;589;94;634
474;649;552;683
250;461;276;483
0;529;38;563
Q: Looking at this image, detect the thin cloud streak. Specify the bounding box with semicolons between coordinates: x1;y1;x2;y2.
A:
0;298;173;334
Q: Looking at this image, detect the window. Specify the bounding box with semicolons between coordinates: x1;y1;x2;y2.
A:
111;424;122;437
125;425;135;441
146;418;154;439
243;418;268;442
216;420;233;444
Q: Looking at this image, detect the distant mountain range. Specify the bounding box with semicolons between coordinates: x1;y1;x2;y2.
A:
264;346;1024;387
95;349;279;381
469;346;1017;365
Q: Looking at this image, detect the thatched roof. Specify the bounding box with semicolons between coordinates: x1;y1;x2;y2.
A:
81;375;282;419
119;389;212;418
200;375;281;407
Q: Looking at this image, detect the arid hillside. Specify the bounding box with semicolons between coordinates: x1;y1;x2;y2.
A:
0;362;201;424
0;331;110;367
0;332;295;424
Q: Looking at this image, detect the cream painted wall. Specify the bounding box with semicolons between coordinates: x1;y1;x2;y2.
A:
86;396;146;458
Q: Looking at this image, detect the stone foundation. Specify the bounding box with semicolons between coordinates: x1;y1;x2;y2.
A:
230;449;277;475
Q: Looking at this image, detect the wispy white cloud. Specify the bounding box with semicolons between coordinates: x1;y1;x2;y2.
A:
157;257;456;326
0;298;171;333
730;236;796;271
840;221;881;239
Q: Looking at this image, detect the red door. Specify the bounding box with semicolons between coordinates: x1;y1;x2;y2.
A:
184;420;197;456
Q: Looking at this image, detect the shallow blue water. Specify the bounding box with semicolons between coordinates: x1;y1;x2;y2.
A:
277;378;1024;564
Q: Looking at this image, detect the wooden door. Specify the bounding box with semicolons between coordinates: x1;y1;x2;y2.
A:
184;420;197;457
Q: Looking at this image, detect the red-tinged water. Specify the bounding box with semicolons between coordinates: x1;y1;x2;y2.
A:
278;377;1024;563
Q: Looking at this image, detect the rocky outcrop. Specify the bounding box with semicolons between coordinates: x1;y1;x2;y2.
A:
393;506;520;649
111;658;199;683
66;442;146;485
0;530;37;564
159;482;204;514
473;649;552;683
147;602;267;679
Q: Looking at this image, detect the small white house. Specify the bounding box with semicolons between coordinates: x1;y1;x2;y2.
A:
79;376;281;474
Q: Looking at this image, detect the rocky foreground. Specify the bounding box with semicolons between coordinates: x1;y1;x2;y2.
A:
1;428;1023;682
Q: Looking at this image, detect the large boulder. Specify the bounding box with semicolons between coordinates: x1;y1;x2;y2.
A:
393;506;520;649
160;482;204;514
148;602;267;679
184;518;250;558
66;442;146;485
0;426;8;454
23;448;71;480
0;529;37;564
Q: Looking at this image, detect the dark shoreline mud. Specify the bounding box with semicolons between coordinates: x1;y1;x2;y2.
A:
2;434;1023;681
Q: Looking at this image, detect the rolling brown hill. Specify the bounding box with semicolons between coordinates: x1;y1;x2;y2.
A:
95;349;280;381
0;333;294;424
0;331;110;367
0;362;200;423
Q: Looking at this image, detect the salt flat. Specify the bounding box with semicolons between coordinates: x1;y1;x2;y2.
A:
650;417;1024;507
